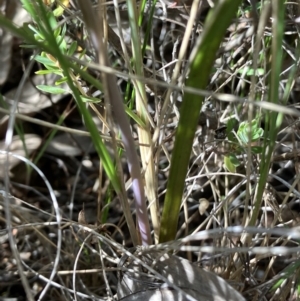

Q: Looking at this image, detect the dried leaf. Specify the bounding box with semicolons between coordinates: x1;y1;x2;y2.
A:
199;198;209;215
78;205;87;225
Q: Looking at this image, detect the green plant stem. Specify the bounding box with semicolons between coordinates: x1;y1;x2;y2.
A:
1;1;122;192
159;0;242;243
126;0;160;243
248;0;284;229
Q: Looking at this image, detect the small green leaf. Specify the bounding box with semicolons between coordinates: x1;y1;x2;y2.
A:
247;68;264;76
67;41;78;56
252;128;264;141
53;27;61;39
53;6;64;17
56;35;67;52
20;44;37;49
224;154;240;173
47;10;58;31
35;55;58;67
21;0;35;17
237;119;263;145
35;70;63;76
80;96;101;103
55;77;68;85
79;48;87;59
125;107;147;129
238;66;265;76
224;156;236;173
238;130;248;145
238;120;247;130
28;25;44;40
36;85;69;94
251;146;263;154
272;278;285;291
226;118;238;133
227;132;236;143
61;23;67;38
229;154;240;166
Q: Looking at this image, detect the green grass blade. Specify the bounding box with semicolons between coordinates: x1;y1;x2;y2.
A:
159;0;242;243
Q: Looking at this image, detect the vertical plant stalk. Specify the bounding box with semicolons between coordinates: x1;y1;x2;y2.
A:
20;0;139;244
248;0;284;229
159;0;242;243
77;0;152;245
242;1;271;227
126;0;160;243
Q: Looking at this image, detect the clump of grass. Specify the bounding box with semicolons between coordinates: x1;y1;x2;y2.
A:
1;0;300;300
